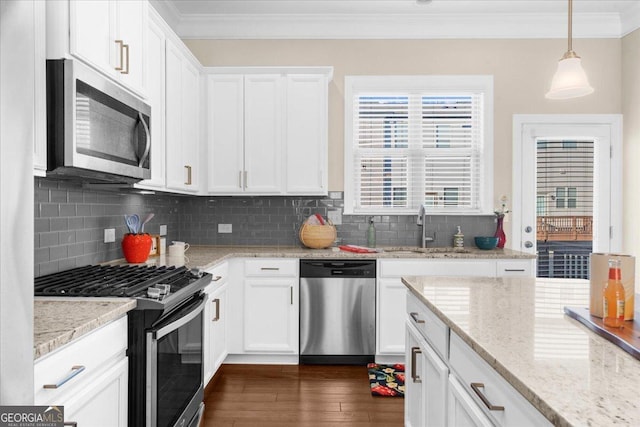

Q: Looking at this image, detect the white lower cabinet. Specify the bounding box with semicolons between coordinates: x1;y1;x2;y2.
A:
405;322;448;427
447;374;494;427
204;262;229;386
406;291;551;427
378;258;533;358
34;316;128;427
226;259;299;360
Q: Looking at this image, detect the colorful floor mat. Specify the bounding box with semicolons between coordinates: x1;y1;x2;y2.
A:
367;363;405;397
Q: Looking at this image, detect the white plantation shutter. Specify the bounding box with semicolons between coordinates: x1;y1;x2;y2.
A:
348;83;487;214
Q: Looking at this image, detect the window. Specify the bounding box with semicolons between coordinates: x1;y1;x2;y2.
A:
556;186;577;209
344;76;493;215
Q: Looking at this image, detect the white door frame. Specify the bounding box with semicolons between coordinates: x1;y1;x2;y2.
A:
512;114;623;254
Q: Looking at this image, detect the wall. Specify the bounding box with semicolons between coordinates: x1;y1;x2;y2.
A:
622;28;640;293
185;38;622;210
35;179;496;275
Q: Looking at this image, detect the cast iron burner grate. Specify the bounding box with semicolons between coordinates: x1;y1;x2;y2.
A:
34;265;195;298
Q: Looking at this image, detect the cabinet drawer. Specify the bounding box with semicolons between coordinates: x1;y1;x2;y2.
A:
496;260;534;277
381;259;495;278
406;292;448;360
35;316;127;403
244;259;297;277
449;332;551;427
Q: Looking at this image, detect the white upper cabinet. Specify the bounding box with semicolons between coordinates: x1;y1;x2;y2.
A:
285;74;329;195
134;11;166;190
207;75;245;192
206;67;332;196
244;75;283;194
47;0;148;98
165;39;201;193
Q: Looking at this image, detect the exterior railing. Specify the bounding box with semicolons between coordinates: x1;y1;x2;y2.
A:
537;250;590;279
536;216;593;241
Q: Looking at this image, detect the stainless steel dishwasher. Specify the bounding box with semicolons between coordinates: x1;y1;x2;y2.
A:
299;260;376;364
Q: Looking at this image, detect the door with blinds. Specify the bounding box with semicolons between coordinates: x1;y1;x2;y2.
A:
513;116;622;279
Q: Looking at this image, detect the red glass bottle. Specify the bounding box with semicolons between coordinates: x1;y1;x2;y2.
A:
603;258;625;328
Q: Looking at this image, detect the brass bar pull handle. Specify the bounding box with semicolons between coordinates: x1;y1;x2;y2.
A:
185;165;192;185
261;267;280;271
243;170;248;189
470;383;505;411
212;275;222;282
410;347;422;383
115;40;124;71
504;269;525;272
122;43;130;74
213;298;220;321
410;312;425;324
290;286;293;305
238;171;243;188
43;365;85;389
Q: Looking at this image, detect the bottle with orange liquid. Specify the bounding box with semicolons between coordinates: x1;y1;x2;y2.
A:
603;258;625;328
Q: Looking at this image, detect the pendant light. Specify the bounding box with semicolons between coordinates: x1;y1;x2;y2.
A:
545;0;594;99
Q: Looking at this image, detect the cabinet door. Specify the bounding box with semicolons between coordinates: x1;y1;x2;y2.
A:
285;74;327;195
165;40;200;193
243;75;282;194
63;357;128;427
405;326;425;427
69;0;114;76
423;332;449;427
378;278;406;354
244;278;297;352
447;375;493;427
207;75;245;193
181;59;200;191
211;285;228;374
114;0;147;95
135;16;165;189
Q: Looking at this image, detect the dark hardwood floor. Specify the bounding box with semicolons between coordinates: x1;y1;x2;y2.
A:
202;364;404;427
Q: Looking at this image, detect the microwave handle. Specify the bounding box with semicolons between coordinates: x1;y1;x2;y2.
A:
138;112;151;168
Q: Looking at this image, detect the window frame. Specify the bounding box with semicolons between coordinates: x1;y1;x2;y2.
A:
344;75;494;215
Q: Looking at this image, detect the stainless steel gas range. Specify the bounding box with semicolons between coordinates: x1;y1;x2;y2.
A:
35;264;212;427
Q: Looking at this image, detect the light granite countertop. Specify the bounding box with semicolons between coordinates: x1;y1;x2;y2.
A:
402;275;640;427
34;297;136;360
34;246;532;360
125;244;534;271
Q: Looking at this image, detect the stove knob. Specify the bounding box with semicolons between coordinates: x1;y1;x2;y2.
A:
147;287;161;298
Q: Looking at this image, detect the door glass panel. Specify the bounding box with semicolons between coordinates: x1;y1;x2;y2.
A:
536;139;594;279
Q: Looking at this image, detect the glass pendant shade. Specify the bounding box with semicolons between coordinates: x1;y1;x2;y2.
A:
546;55;594;100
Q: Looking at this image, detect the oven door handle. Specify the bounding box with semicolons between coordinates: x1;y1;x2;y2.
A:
153;298;205;340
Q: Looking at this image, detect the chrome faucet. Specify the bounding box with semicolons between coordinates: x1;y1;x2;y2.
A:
417;204;435;248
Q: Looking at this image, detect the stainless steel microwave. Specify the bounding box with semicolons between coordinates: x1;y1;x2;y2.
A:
46;59;151;183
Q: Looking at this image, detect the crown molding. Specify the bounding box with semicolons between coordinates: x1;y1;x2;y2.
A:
621;2;640;36
176;13;622;40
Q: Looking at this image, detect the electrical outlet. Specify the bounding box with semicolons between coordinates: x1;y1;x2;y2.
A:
159;225;167;236
104;228;115;243
218;224;232;233
327;209;342;225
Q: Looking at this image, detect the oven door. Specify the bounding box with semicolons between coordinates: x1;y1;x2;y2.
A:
146;294;205;427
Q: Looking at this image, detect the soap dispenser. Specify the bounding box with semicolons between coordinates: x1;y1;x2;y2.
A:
367;218;376;247
453;226;464;248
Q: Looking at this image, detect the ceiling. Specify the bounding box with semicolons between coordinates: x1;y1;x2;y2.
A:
150;0;640;39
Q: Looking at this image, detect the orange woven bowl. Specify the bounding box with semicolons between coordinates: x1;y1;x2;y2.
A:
299;224;337;249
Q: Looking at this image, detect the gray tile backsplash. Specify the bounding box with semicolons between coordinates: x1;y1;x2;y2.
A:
35;178;498;276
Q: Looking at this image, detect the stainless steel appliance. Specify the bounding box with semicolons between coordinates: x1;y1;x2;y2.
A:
299;260;376;364
35;265;211;427
46;59;151;183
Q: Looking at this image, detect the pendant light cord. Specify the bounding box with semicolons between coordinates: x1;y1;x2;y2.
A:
568;0;573;53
